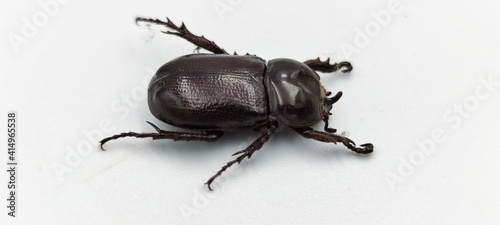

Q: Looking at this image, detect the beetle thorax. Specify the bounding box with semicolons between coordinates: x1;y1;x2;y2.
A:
265;58;324;128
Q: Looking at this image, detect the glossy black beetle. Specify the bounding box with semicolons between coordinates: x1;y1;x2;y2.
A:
101;17;373;190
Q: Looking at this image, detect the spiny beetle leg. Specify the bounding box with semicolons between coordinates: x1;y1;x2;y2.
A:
304;57;353;73
205;122;277;191
99;121;224;150
293;127;373;154
136;17;228;54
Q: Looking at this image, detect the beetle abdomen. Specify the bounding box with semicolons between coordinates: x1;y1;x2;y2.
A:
148;54;268;130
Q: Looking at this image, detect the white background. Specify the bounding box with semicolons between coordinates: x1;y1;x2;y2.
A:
1;0;499;224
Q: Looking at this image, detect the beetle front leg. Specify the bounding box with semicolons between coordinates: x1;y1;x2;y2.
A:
99;121;224;150
205;122;278;190
304;57;352;73
136;17;228;54
293;127;373;154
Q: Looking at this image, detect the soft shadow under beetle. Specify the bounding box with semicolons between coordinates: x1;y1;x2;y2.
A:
101;17;373;190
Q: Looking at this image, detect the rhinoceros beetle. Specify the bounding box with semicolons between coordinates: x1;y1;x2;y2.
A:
100;17;373;190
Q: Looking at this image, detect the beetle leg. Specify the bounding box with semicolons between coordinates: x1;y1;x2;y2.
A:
135;17;228;54
99;121;224;150
205;122;277;191
293;127;373;154
304;57;353;73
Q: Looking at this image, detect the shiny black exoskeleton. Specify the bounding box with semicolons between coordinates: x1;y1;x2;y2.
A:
100;17;373;190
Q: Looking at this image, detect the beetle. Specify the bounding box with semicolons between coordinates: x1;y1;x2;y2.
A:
100;17;373;190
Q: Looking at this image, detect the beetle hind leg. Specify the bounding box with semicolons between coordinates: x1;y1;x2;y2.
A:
205;122;277;190
99;121;224;150
136;17;228;54
304;57;352;73
293;127;373;154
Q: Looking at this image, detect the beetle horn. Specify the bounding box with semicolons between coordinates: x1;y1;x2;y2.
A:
325;91;343;106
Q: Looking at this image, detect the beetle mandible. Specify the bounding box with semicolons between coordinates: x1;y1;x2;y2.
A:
100;17;374;190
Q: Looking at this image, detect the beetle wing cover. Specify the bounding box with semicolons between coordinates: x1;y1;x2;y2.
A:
148;54;268;130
